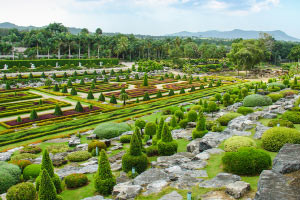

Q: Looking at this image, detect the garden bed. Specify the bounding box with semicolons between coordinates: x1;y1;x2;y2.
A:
76;83;128;93
105;86;167;98
0;92;42;103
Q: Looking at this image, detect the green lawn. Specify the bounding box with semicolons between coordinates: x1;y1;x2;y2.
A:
0;125;6;131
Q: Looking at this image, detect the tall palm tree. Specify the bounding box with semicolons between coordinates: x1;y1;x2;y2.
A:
119;92;129;105
65;32;74;59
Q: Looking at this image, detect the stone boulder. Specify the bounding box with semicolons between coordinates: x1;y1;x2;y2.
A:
81;196;112;200
143;180;168;195
0;152;13;161
225;181;250;199
133;168;170;186
112;181;142;200
199;173;241;188
170;174;203;189
159;191;183;200
56;164;98;179
254;123;270;139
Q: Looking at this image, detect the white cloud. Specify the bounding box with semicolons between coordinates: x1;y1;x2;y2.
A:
204;0;229;10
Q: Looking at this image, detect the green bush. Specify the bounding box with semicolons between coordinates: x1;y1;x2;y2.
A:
262;127;300;152
11;153;37;161
20;145;42;154
64;173;88;189
268;86;281;92
145;122;157;138
187;110;198;122
237;107;254;115
224;136;257;152
94;122;131;139
267;93;283;102
267;119;294;128
120;135;131;143
67;151;92;162
146;145;159;157
222;147;271;175
280;90;299;98
47;144;69;154
6;182;36;200
88;140;107;152
192;113;208;139
205;120;215;131
23;164;41;180
268;82;285;90
158;123;178;156
179;119;188;129
217;113;242;126
282;111;300;124
243;94;272;107
38;169;59;200
0;162;21;193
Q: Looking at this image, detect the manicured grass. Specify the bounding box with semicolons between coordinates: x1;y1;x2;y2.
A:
0;125;6;131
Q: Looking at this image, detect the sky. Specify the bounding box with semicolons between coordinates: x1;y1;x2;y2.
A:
0;0;299;38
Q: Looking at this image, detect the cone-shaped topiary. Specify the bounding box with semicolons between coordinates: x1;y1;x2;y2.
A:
71;87;77;96
67;79;72;87
94;150;116;195
75;101;84;112
136;98;140;103
158;123;178;156
98;93;105;102
52;73;56;79
41;72;46;78
110;94;117;104
176;74;181;80
30;109;38;120
84;71;88;75
61;85;68;93
18;74;22;79
53;84;59;92
63;72;67;78
168;89;175;96
53;104;63;116
87;90;94;99
190;86;195;92
135;74;139;80
38;169;58;200
80;79;85;85
90;83;96;90
180;88;185;94
156;118;164;140
73;71;78;77
5;83;11;90
156;90;162;98
143;92;150;101
116;76;120;82
29;73;33;79
17;116;22;123
104;77;108;83
192;112;208;139
200;84;205;89
170;115;177;128
143;74;148;86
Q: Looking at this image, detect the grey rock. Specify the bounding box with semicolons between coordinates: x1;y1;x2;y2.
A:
111;160;122;171
165;117;172;123
170;174;203;189
272;144;300;174
194;152;210;160
81;195;112;200
227;116;256;131
0;152;13;161
181;160;207;170
172;129;192;140
153;154;191;168
159;191;183;200
56;164;98;179
225;181;250;199
187;122;197;128
143;180;168;195
116;172;130;184
262;112;277;119
133;168;169;186
113;181;142;200
204;148;225;155
109;151;125;163
75;144;88;151
201;191;235;200
199;173;241;188
80;158;98;167
86;134;97;140
68;136;81;147
254;123;270;139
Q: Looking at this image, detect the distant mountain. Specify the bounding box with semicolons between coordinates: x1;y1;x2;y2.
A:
167;29;300;42
0;22;82;34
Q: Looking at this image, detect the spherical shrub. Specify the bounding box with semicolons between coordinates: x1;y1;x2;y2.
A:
23;164;41;180
120;135;131;144
268;82;285;90
146;145;159;157
6;182;36;200
224;136;256;152
205;120;215;131
10;153;37;161
47;144;69;154
179;119;188;129
237;107;254;115
282;111;300;124
187;110;198;122
122;153;148;174
94;122;131;139
267;119;294;128
222;147;271;175
0;162;21;193
20;145;42;154
64;173;88;189
217;113;242;126
190;105;202;112
262;127;300;152
157;141;178;156
67;151;92;162
88;140;107;152
267;93;283;102
243;94;272;107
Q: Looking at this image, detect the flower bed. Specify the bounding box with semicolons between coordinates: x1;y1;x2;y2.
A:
0;88;29;93
105;86;167;98
127;78;177;87
163;82;206;90
0;92;42;103
76;83;127;93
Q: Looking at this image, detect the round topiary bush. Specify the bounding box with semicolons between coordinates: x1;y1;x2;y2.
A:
0;162;21;193
282;111;300;124
120;135;131;144
262;127;300;152
268;82;285;90
23;164;41;180
224;136;257;152
267;93;283;102
237;107;254;115
243;94;272;107
267;119;294;128
94;122;131;139
222;147;272;175
87;140;107;152
6;182;36;200
64;173;88;189
217;113;242;126
187;110;198;122
179;119;188;129
67;151;92;162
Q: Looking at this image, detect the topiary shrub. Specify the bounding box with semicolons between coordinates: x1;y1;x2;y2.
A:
282;111;300;124
23;164;41;180
243;94;272;107
47;144;69;154
267;119;294;128
267;93;283;102
224;136;257;152
262;127;300;152
0;162;21;194
6;182;36;200
217;113;242;126
158;123;178;156
268;82;286;90
20;145;42;154
120;135;131;144
10;159;32;172
94;122;131;139
11;153;37;161
88;140;107;153
64;173;88;189
192;112;208;139
38;169;60;200
95;150;116;195
179;119;188;129
187;110;198;122
222;147;271;175
67;151;92;162
237;107;254;115
145;122;156;138
146;145;159;157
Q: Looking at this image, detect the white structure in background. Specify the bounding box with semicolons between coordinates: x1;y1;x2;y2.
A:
3;64;8;70
30;63;35;69
99;62;103;67
79;62;82;67
56;62;59;68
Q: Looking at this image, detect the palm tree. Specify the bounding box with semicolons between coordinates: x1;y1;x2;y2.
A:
119;92;129;105
116;36;129;59
65;32;74;59
95;28;103;58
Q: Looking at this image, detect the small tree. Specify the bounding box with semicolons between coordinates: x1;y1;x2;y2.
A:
67;79;72;87
38;170;58;200
98;93;105;102
70;87;77;95
170;115;177;128
192;112;208;139
135;119;146;135
75;101;84;112
119;92;129;105
168;89;175;96
156;118;164;140
110;94;117;104
53;104;63;116
190;86;195;92
80;79;85;85
17;116;22;123
104;77;109;83
30;109;38;120
87;90;94;99
156;90;162;98
215;93;222;104
145;122;157;139
174;110;184;123
90;83;96;90
158;123;178;156
223;93;231;107
187;110;198;122
208;101;218;117
180;88;185;94
73;71;78;77
116;76;120;82
200;84;205;89
41;72;46;78
53;84;59;92
94;150;116;195
143;92;150;101
143;74;148;86
61;85;68;93
5;83;11;90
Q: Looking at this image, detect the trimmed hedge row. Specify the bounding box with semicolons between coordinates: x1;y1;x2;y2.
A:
0;92;42;104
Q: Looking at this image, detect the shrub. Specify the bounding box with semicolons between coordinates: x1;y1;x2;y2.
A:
94;122;131;139
95;150;116;195
47;144;69;154
38;169;59;200
190;105;202;112
65;173;88;189
222;147;271;175
158;123;178;156
10;159;32;171
268;86;281;92
156;118;164;141
75;101;84;112
262;127;300;152
23;164;41;180
67;151;92;162
0;162;21;193
282;111;300;124
170;115;177;128
11;153;37;161
217;113;242;126
88;140;107;152
20;145;42;154
236;107;254;115
146;145;159;157
145;122;156;138
192;113;208;139
224;136;257;152
280;90;299;98
6;182;36;200
174;110;184;122
120;135;131;143
212;123;224;132
179;119;188;129
268;119;294;128
205;120;215;131
243;94;272;107
268;82;285;90
267;93;283;102
187;110;198;122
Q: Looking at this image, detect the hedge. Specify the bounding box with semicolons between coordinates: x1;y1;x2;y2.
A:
93;122;131;139
67;151;92;162
64;173;88;189
282;111;300;124
237;107;254;115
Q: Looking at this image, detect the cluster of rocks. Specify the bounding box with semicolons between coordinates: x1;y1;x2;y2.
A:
0;146;23;161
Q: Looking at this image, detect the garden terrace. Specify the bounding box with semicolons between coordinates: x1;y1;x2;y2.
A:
128;78;178;86
0;98;71;118
104;86;168;98
76;83;128;93
163;81;207;90
0;92;42;103
0;88;29;93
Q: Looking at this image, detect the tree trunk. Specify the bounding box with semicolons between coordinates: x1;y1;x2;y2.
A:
97;46;100;58
48;49;50;59
69;44;71;59
88;44;90;59
36;43;39;59
58;47;61;59
78;45;81;59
